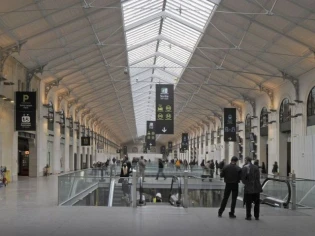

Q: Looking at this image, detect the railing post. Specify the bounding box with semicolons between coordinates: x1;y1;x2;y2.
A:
184;170;188;208
132;169;137;208
100;167;104;182
291;171;296;210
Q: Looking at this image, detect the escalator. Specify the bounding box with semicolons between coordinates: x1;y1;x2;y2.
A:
186;177;292;209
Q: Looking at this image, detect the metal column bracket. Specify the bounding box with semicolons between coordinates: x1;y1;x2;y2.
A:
230;101;243;119
45;77;62;99
259;84;274;107
57;90;70;108
26;64;46;91
81;110;90;120
281;71;299;101
213;112;223;126
67;99;78;114
0;40;27;76
206;116;216;128
242;95;256;116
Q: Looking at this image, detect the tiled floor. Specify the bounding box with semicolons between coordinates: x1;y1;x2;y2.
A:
0;176;315;236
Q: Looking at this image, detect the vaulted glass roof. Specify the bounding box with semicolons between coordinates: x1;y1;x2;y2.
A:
121;0;219;136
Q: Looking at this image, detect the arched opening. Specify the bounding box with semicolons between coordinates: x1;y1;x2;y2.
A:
260;107;268;174
307;87;315;134
279;98;291;176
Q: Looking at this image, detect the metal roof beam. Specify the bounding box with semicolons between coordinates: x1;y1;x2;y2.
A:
125;11;203;33
128;35;193;53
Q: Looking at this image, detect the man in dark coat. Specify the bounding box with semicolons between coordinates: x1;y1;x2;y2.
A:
218;156;241;218
156;159;166;180
241;156;262;220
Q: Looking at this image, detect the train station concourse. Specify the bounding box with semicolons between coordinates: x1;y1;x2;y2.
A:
1;0;315;235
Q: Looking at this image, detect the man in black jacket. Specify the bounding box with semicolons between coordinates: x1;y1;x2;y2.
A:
156;159;166;180
242;156;262;220
218;156;241;218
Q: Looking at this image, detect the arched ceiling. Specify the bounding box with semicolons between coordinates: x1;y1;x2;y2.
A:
0;0;315;144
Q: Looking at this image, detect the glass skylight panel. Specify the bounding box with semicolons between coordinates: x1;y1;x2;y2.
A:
155;56;183;77
165;0;215;29
125;19;160;47
121;0;219;136
161;18;201;49
131;69;153;81
153;69;177;84
122;0;163;26
158;40;191;64
128;41;157;64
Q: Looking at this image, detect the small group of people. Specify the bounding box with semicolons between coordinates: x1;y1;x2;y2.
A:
201;159;216;178
218;156;262;220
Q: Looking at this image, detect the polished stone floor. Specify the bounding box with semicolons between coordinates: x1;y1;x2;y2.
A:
0;176;315;236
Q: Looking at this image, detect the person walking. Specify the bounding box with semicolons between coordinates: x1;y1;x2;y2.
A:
156;158;166;180
272;161;278;176
218;156;241;218
215;160;219;175
261;162;267;175
241;156;262;221
139;156;146;182
209;160;215;178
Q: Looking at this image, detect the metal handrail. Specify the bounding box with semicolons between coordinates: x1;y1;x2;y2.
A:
261;177;291;208
108;179;115;207
169;176;182;206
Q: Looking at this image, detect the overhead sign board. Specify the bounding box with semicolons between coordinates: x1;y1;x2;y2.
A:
168;141;172;152
160;145;166;154
224;108;237;142
15;92;37;131
182;133;188;150
155;84;174;134
146;121;156;147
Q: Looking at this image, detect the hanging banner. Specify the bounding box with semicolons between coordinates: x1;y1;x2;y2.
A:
155;84;174;134
146;121;156;147
81;137;91;146
160;145;166;154
168;141;173;152
181;133;189;150
15;92;37;131
123;145;128;155
224;108;237;142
